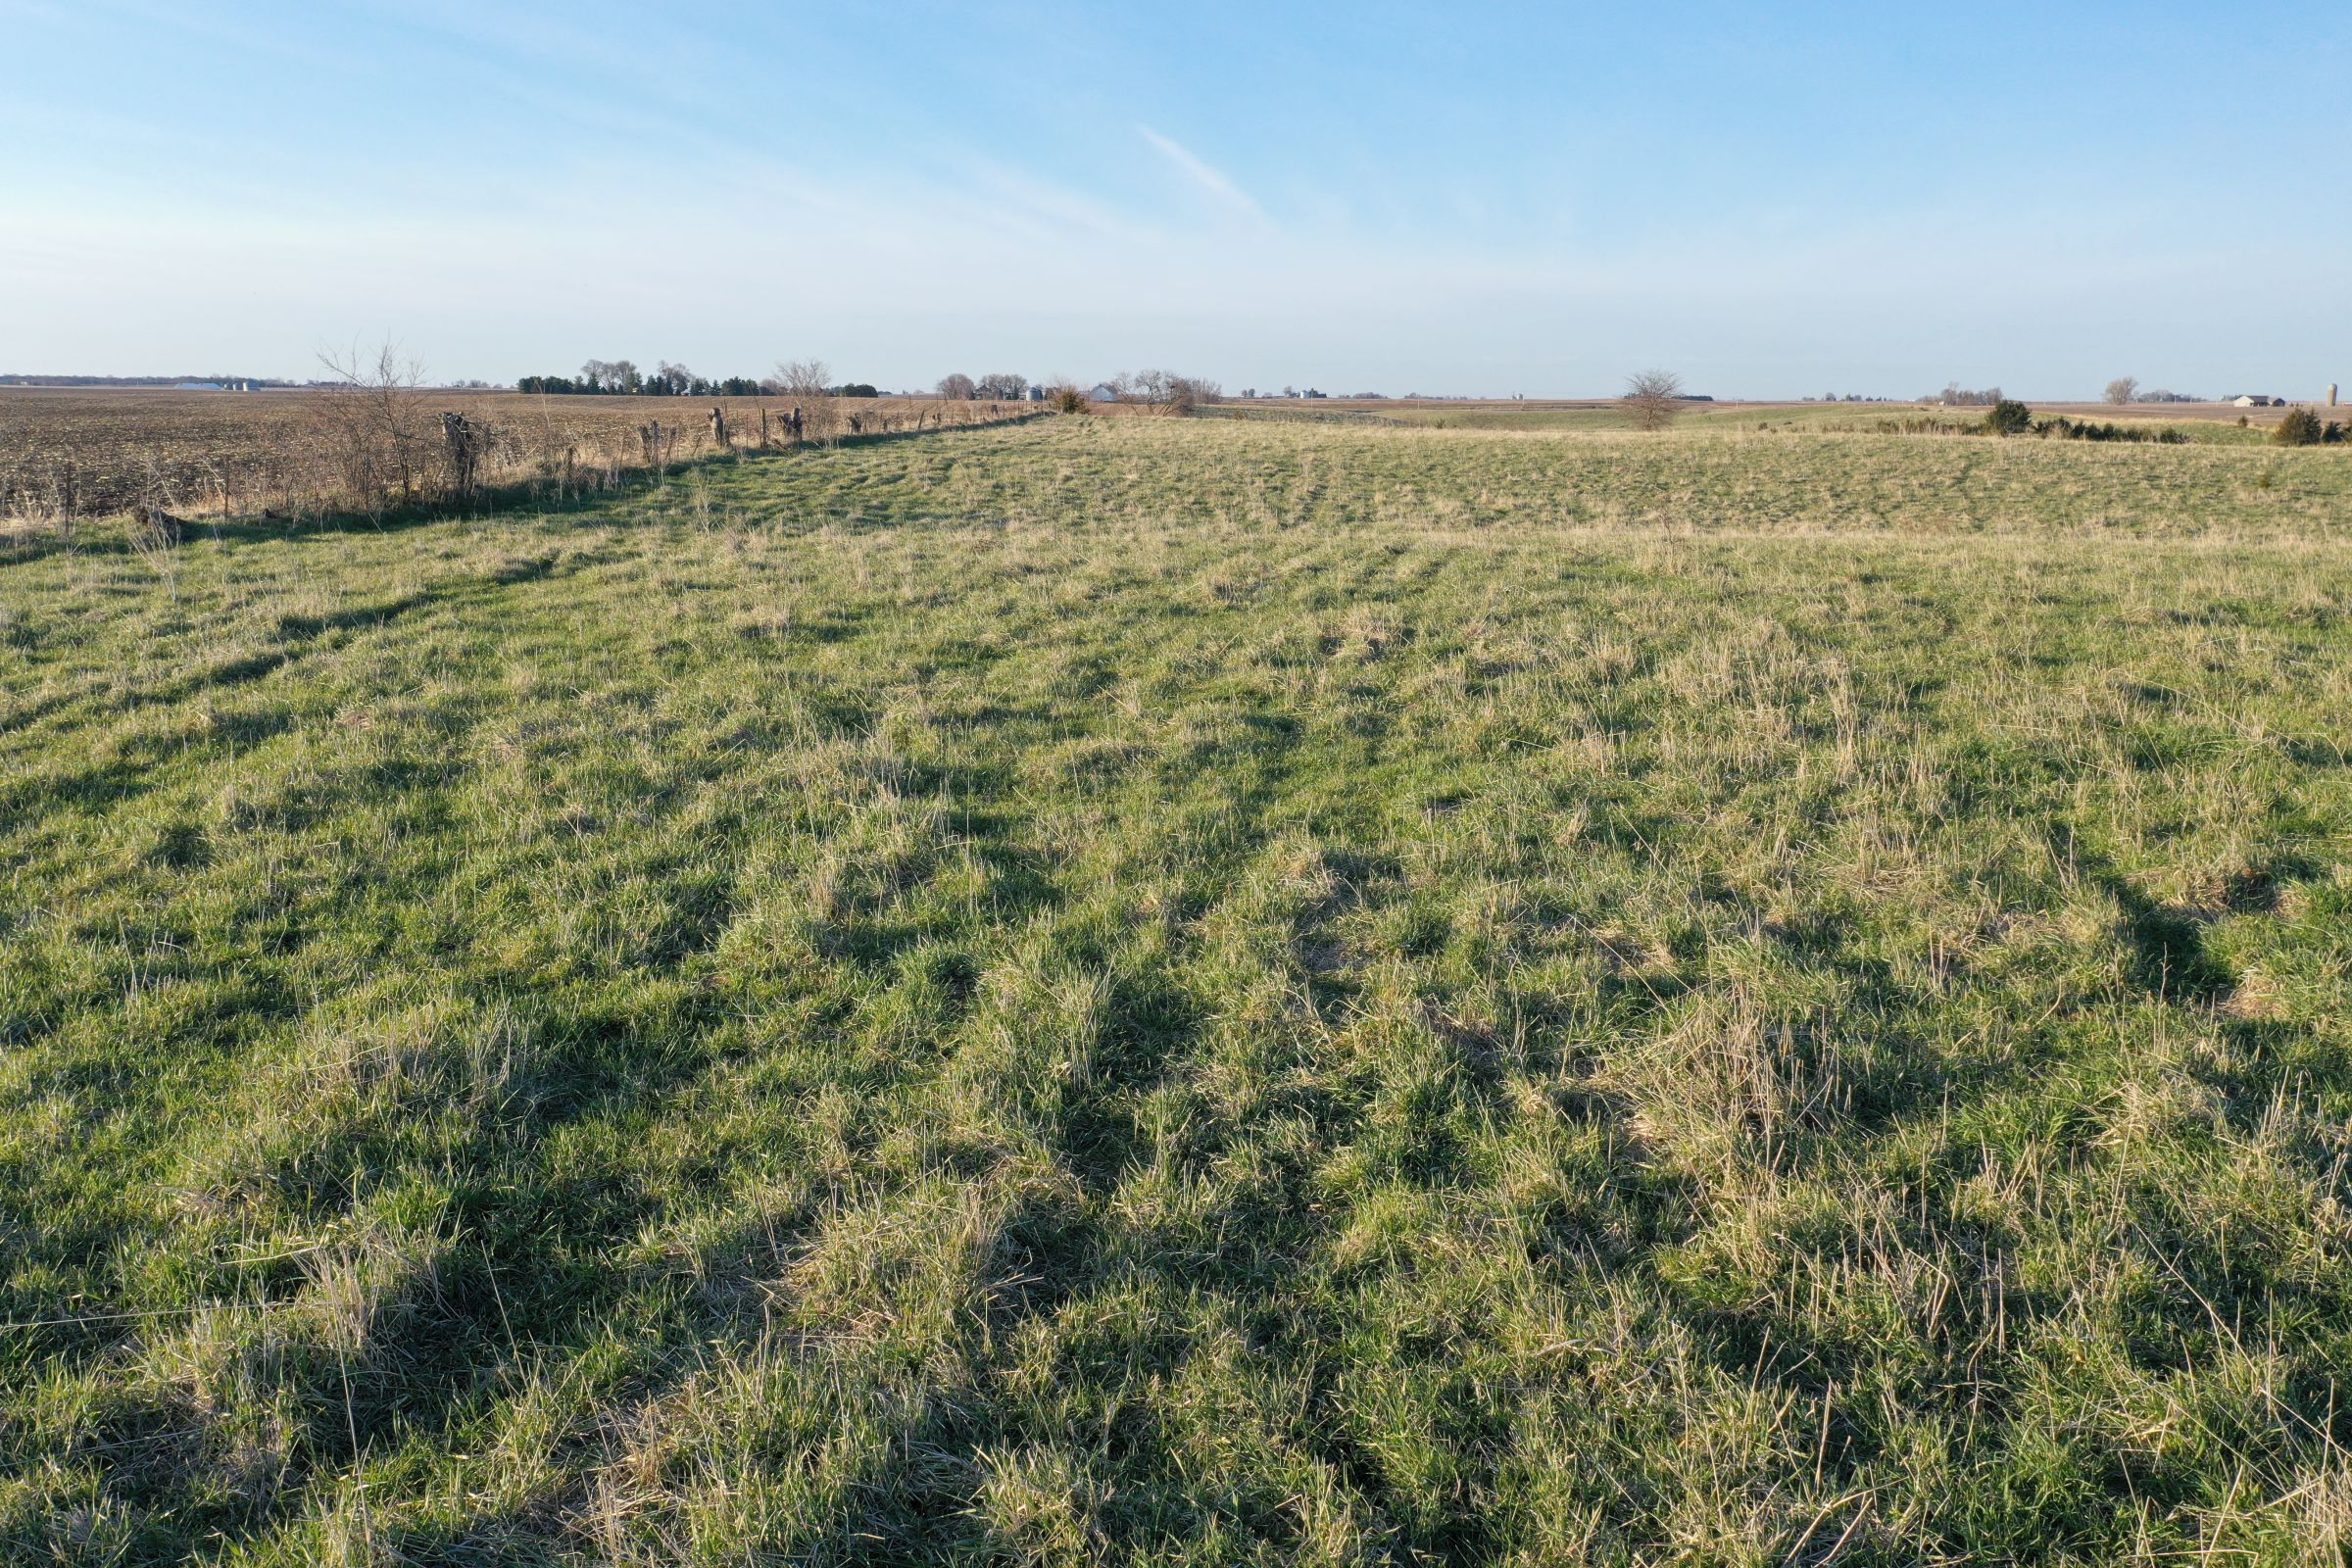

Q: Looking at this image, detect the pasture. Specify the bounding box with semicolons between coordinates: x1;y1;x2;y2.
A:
1226;399;2297;441
3;415;2351;1564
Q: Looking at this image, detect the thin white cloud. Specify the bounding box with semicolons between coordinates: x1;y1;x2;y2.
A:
1138;125;1264;222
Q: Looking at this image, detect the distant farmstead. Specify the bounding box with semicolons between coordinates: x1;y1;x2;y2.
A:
2231;394;2278;408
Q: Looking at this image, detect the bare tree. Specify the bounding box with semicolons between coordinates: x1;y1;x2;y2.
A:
1156;372;1220;413
774;359;840;443
1104;369;1220;415
975;372;1027;401
774;359;829;397
1621;369;1686;431
2103;375;2139;407
936;372;977;400
309;341;428;516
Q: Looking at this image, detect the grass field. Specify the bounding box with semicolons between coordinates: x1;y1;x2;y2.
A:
5;416;2352;1564
1224;400;2304;443
2;389;2313;526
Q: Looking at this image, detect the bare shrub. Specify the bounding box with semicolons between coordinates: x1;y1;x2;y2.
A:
775;359;841;444
308;342;428;517
1622;369;1687;432
636;418;681;472
1106;369;1220;415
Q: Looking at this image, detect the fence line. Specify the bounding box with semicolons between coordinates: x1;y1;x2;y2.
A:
0;395;1052;532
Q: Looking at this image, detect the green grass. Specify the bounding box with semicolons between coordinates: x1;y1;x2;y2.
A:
4;417;2352;1564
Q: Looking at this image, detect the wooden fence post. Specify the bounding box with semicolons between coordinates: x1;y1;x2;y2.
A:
440;411;481;500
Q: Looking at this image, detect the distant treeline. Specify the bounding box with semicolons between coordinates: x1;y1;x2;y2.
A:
1928;382;2210;407
518;360;763;398
517;359;884;399
518;374;770;397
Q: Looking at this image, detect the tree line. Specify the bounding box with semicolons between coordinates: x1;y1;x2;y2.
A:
516;361;1232;409
516;359;882;398
934;373;1031;401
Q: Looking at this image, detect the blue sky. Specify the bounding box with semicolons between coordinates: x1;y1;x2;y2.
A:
4;1;2345;397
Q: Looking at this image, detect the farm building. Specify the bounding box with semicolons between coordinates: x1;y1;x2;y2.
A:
2232;394;2277;408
